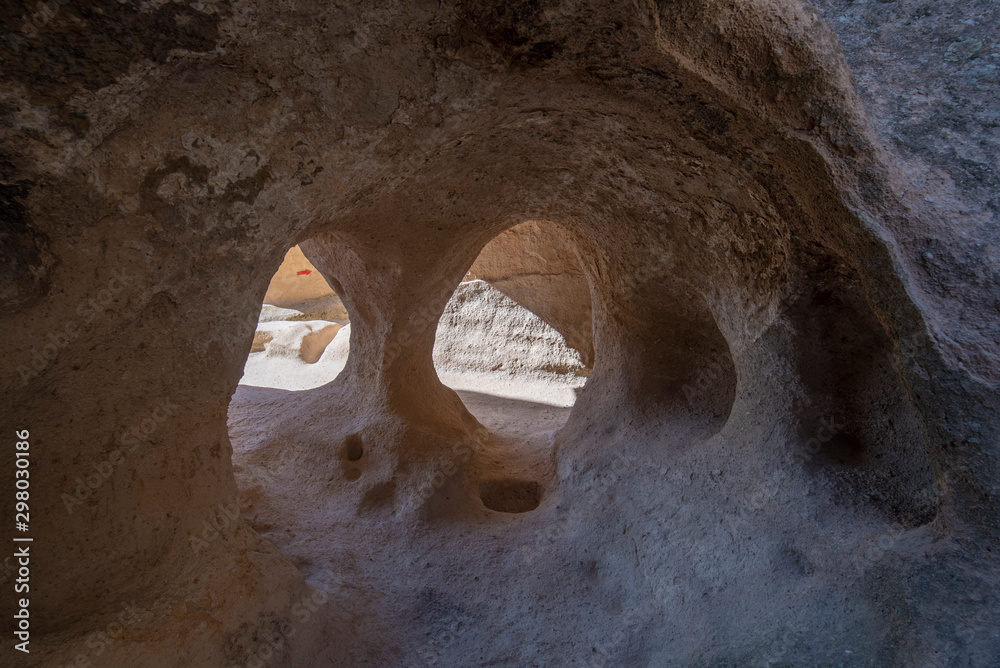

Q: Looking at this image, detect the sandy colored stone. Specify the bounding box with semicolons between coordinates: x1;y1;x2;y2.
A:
254;320;342;364
1;1;997;666
466;221;594;367
263;246;337;307
434;279;587;380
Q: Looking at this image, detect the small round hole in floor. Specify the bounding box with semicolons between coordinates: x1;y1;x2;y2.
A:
343;433;364;461
343;466;362;481
479;479;542;513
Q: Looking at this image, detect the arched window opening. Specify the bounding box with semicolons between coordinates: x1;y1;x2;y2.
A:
433;220;595;513
238;245;350;391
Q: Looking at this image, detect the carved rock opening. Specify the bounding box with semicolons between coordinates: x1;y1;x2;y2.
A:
5;1;999;666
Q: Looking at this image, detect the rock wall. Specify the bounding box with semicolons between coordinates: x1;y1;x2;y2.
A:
466;220;595;366
262;245;336;307
1;0;997;665
433;279;587;380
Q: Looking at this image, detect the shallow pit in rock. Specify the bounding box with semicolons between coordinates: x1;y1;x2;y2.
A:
479;478;543;513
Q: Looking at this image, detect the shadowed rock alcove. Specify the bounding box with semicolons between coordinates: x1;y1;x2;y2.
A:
3;0;998;666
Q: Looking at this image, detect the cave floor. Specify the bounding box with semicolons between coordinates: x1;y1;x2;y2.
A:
227;353;926;666
228;376;598;665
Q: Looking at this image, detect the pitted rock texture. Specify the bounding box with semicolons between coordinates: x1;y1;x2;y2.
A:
1;0;998;666
434;279;587;381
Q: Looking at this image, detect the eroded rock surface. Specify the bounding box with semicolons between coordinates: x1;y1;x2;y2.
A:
2;0;998;666
466;220;595;366
435;279;587;382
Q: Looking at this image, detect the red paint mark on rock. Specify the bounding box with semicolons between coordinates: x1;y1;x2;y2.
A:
297;270;312;276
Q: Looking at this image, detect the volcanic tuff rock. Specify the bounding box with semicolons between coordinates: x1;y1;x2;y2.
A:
1;0;998;665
